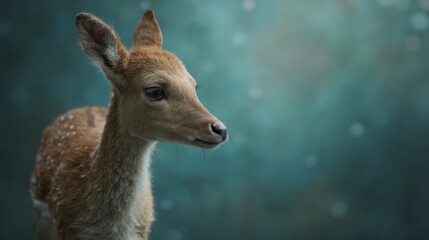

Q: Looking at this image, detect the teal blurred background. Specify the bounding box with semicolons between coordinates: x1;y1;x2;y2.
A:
1;0;429;239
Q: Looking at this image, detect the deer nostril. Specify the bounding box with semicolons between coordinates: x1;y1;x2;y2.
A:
211;122;228;140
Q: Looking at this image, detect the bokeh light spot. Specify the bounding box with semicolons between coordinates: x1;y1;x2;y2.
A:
232;32;247;47
248;85;263;100
349;122;365;137
0;21;10;37
411;12;429;31
330;201;348;219
419;0;429;10
242;0;256;11
160;198;174;210
377;0;395;8
166;230;183;240
404;35;421;51
139;1;151;10
305;155;319;168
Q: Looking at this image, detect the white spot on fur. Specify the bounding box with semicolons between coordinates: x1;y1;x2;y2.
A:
105;46;119;65
33;198;52;220
185;135;194;141
31;174;37;185
57;162;65;171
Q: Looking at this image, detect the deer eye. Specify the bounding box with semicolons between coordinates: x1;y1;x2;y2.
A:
145;87;166;101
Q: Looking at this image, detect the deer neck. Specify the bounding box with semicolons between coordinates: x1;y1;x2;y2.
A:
83;92;155;236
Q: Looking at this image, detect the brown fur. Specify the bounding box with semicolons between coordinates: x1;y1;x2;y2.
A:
31;9;227;240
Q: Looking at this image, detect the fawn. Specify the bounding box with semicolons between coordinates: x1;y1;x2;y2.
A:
30;9;228;240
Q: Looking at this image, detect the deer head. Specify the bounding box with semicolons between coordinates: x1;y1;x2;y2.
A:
76;10;228;149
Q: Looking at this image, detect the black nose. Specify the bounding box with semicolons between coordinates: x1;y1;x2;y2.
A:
211;123;228;140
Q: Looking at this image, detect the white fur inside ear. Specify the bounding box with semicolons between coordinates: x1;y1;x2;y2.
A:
105;45;120;66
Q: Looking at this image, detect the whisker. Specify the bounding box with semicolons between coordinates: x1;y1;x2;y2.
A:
201;149;206;160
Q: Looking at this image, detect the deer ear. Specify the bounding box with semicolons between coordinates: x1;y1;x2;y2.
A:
133;9;163;48
76;13;125;70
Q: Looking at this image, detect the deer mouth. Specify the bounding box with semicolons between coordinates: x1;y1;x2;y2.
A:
193;139;222;149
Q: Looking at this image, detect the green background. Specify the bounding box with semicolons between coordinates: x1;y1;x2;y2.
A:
1;0;429;239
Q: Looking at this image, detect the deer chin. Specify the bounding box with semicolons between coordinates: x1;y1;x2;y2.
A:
192;139;220;149
192;137;225;149
134;134;221;149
